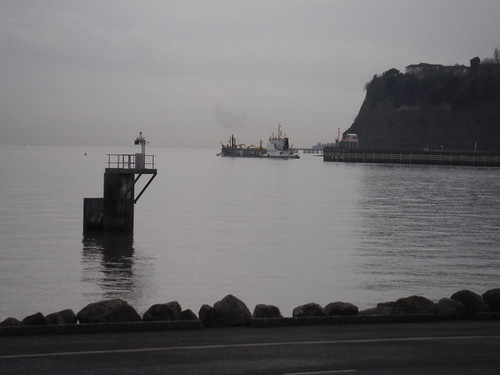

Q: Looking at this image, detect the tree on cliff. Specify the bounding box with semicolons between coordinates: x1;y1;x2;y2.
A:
483;47;500;64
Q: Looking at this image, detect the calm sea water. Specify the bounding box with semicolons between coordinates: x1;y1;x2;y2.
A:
0;144;499;320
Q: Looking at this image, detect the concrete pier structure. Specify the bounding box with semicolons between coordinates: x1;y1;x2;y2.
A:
84;133;157;233
324;148;500;167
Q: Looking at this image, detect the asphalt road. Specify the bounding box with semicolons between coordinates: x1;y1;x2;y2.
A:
1;321;500;374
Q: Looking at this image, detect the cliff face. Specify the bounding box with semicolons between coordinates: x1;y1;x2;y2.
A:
346;65;500;151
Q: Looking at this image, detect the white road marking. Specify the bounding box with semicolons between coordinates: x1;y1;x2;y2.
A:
284;370;356;374
1;334;499;360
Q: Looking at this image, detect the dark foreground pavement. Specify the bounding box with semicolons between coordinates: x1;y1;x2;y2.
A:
1;320;500;374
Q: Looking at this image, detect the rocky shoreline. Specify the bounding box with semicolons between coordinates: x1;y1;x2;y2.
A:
1;288;499;336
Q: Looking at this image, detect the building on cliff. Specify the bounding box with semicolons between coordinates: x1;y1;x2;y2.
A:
405;63;469;78
406;59;500;79
340;134;359;150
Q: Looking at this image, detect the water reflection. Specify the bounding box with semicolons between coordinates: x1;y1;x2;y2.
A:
81;233;140;302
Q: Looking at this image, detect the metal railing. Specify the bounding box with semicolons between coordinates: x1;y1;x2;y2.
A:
106;154;156;169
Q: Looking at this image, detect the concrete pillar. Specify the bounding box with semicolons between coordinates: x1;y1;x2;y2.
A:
83;198;104;232
103;172;135;233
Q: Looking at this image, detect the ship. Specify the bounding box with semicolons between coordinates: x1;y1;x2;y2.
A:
218;135;266;157
219;124;300;159
265;124;300;158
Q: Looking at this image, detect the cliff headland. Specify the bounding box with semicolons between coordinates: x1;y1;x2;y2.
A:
345;57;500;151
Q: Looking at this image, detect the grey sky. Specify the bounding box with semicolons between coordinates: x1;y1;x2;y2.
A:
1;0;499;148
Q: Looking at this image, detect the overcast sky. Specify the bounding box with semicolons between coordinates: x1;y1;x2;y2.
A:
1;0;499;148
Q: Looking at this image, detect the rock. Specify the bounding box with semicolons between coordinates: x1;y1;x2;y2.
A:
436;298;465;320
77;299;141;323
213;294;252;327
373;302;400;315
394;295;436;314
143;301;182;321
358;307;379;316
0;317;22;326
198;304;221;327
253;304;283;318
292;303;327;317
180;309;198;321
324;302;359;316
46;309;77;325
22;312;48;325
361;296;436;316
451;290;489;319
482;288;500;312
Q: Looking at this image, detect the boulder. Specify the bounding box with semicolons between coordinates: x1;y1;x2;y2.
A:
253;304;283;318
213;294;252;326
482;288;500;312
46;309;77;325
0;317;22;326
22;312;48;325
199;304;222;327
292;303;327;317
372;302;400;315
451;290;489;319
180;309;198;321
143;301;182;321
361;296;435;316
358;307;379;316
436;298;465;320
324;302;359;316
394;295;436;314
77;299;141;323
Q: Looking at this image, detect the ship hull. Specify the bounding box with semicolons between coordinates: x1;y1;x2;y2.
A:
266;150;300;159
220;147;267;157
220;147;299;158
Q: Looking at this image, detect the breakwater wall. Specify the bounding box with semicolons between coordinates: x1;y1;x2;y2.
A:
323;148;500;167
1;288;499;336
